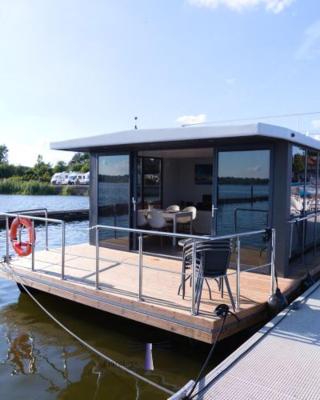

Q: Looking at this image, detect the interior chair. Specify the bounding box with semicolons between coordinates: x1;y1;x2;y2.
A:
176;206;197;234
148;209;168;246
166;204;180;212
137;210;148;228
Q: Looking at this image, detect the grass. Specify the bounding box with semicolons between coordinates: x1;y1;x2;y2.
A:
0;178;89;196
0;178;56;195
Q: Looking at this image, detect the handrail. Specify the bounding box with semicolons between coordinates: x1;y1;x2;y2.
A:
95;223;268;241
288;209;320;260
288;211;318;223
94;223;276;314
0;211;66;280
0;211;63;224
1;210;275;317
5;208;49;250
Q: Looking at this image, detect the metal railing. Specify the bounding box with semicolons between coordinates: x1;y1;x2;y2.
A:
1;210;276;316
0;211;66;278
6;208;49;250
289;210;320;260
93;224;276;315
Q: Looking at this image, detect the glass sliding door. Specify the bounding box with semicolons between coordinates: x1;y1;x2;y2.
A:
98;154;130;249
216;149;271;265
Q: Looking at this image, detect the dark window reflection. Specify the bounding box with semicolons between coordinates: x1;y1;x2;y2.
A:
98;155;130;248
290;147;319;259
291;146;305;217
137;157;162;209
217;150;270;265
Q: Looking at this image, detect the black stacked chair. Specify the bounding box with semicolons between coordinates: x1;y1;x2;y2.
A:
178;239;235;313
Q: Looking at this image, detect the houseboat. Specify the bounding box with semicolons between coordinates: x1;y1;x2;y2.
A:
51;122;320;275
1;122;320;343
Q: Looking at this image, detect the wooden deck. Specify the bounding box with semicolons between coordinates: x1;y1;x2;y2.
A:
0;244;298;344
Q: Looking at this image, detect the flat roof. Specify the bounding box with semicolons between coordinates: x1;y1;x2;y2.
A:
50;122;320;151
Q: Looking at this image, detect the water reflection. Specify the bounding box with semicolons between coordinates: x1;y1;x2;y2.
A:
0;279;204;399
6;332;37;375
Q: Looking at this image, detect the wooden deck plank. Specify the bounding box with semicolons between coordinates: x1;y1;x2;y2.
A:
1;243;298;343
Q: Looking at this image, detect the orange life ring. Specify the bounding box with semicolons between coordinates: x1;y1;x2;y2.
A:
10;217;36;257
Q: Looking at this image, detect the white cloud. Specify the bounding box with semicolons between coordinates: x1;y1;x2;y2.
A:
187;0;295;13
176;113;207;126
296;20;320;60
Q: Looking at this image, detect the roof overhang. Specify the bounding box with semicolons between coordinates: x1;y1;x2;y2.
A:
50;123;320;152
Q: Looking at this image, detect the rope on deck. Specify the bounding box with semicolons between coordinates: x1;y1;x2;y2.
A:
0;261;174;397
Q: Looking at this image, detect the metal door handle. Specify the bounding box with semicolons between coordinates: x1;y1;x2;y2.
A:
132;197;137;212
212;205;218;218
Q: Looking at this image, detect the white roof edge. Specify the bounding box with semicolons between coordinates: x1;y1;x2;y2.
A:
50;122;320;151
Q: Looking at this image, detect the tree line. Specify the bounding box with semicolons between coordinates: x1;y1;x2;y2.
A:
0;144;89;183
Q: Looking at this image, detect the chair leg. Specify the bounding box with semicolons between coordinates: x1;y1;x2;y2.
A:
180;262;185;296
220;277;224;298
224;275;236;312
196;278;204;314
204;278;212;300
178;274;191;299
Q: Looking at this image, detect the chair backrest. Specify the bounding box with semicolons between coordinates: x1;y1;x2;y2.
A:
149;209;166;229
183;239;231;277
166;204;180;212
177;206;197;224
137;210;147;227
198;240;231;278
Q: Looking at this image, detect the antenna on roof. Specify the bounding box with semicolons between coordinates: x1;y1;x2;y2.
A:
134;116;138;130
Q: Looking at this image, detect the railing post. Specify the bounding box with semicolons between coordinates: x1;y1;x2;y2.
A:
96;227;100;289
271;228;276;295
31;220;35;271
5;216;9;262
191;241;197;315
138;234;143;301
236;236;241;310
61;221;66;280
45;209;49;251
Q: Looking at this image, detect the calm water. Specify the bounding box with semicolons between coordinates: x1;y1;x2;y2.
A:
0;195;253;399
0;194;89;212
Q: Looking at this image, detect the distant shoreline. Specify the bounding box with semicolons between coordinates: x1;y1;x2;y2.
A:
0;179;89;196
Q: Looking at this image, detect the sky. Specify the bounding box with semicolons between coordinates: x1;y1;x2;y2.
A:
1;0;320;166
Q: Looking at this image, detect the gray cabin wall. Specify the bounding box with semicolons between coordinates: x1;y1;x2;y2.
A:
271;141;291;277
89;153;98;245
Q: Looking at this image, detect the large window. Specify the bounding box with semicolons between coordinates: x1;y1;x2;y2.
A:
290;146;320;258
98;154;130;249
217;150;270;235
217;150;270;265
290;146;306;217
